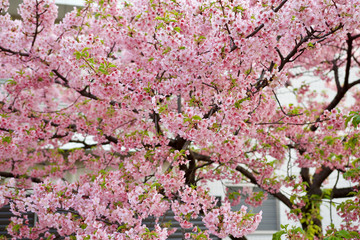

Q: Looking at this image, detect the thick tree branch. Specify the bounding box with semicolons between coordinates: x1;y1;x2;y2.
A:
331;185;360;198
151;110;163;135
105;134;118;144
0;171;42;183
272;0;288;12
308;166;332;196
348;79;360;89
177;94;182;113
300;168;310;190
190;151;212;162
350;33;360;40
204;104;220;119
332;60;341;91
235;165;293;209
309;75;360;132
277;30;314;71
305;33;360;194
190;151;294;208
0;46;30;57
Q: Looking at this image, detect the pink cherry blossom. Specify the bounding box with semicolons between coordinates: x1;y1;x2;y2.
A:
1;0;360;239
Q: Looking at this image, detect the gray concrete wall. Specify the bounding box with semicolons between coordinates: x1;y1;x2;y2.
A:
7;0;81;21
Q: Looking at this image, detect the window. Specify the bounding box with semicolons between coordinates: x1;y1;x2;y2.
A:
144;197;222;240
1;201;222;239
227;186;280;232
143;210;221;240
0;204;36;238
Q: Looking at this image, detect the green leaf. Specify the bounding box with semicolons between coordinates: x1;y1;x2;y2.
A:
81;47;90;53
162;46;171;54
80;223;87;229
345;136;358;150
272;230;286;240
13;224;22;233
324;236;341;240
233;5;245;13
192;115;202;121
322;188;332;199
156;22;164;29
352;115;360;128
335;230;352;238
345;116;351;128
6;79;17;85
345;112;360;128
46;234;54;240
2;136;11;144
234;97;250;109
135;13;142;20
323;136;335;145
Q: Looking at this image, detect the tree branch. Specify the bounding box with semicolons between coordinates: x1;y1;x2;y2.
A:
31;0;46;49
245;0;288;39
344;33;353;88
0;171;42;183
277;25;343;71
300;168;310;190
277;30;314;71
272;0;288;12
308;166;332;196
0;46;30;57
246;24;264;39
190;151;294;208
332;60;341;91
348;79;360;89
331;185;360;198
152;110;163;135
235;165;293;208
204;104;220;119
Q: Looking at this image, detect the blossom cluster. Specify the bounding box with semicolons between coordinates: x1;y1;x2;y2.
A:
0;0;360;238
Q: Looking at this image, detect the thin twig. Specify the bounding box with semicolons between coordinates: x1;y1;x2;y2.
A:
272;90;302;117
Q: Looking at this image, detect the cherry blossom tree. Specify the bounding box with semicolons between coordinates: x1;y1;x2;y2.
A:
0;0;360;239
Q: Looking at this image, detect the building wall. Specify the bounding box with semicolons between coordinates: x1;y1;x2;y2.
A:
6;0;83;21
